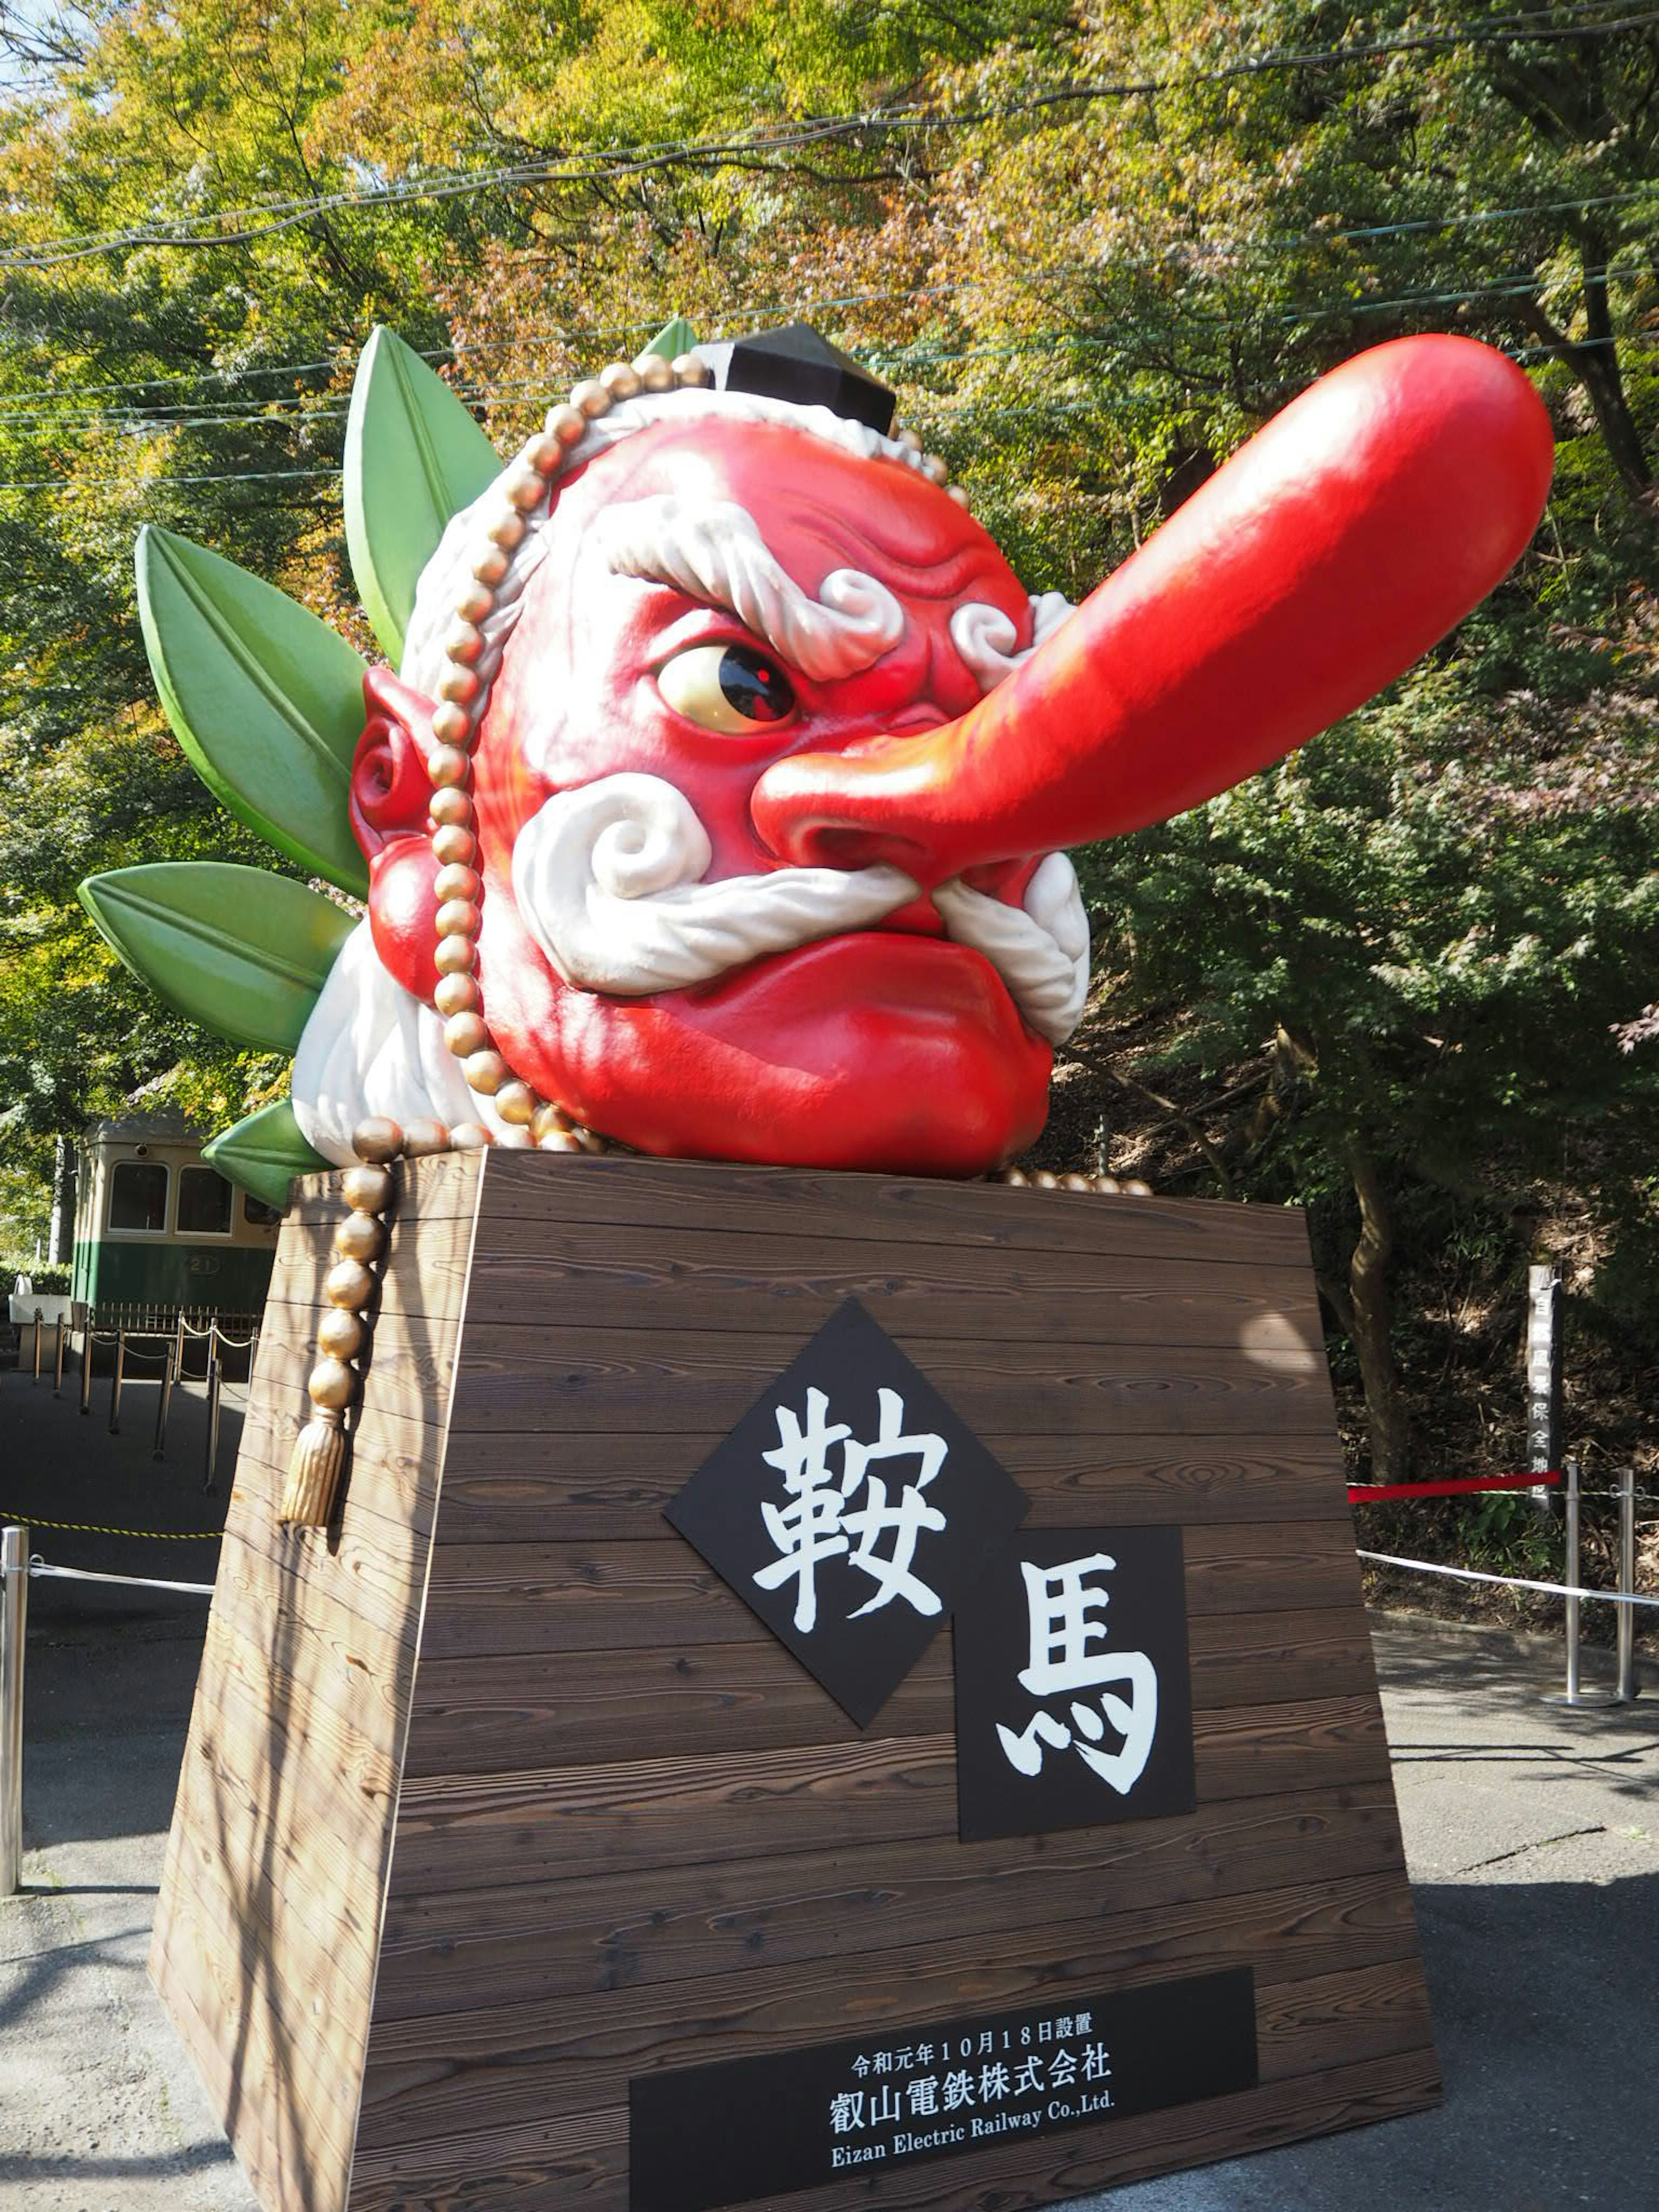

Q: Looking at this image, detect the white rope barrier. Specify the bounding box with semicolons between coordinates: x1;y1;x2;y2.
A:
1357;1548;1659;1610
21;1557;214;1597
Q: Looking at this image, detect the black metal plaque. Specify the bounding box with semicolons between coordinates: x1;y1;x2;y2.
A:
629;1969;1258;2212
665;1298;1028;1725
953;1526;1196;1841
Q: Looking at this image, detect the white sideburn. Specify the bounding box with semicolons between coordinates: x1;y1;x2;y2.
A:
510;772;1091;1043
290;923;530;1165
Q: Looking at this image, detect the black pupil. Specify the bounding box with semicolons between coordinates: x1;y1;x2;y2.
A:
718;645;794;723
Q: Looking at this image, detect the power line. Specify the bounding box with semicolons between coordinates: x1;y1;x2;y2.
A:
3;9;1656;270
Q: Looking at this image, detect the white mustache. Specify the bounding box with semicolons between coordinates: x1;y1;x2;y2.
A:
510;773;1090;1044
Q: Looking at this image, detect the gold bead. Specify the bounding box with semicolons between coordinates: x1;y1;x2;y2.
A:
341;1162;394;1214
429;715;471;760
494;1079;537;1125
437;664;480;705
526;432;563;477
334;1211;388;1265
429;786;474;829
1033;1170;1059;1189
487;508;527;550
433;862;481;905
434;934;477;976
324;1258;375;1310
430;823;476;868
401;1117;451;1157
444;1011;489;1059
637;353;673;393
472;546;510;586
571;378;611;418
1093;1174;1122;1195
445;620;485;665
1001;1168;1029;1186
599;361;642;402
530;1101;572;1143
433;970;480;1017
456;582;495;624
538;1127;582;1152
671;352;711;387
505;466;544;513
462;1049;509;1094
350;1117;403;1165
307;1356;357;1413
449;1121;494;1149
921;454;949;486
1123;1178;1154;1197
1061;1172;1092;1192
316;1306;366;1362
546;402;586;447
947;484;971;508
436;897;481;941
575;1126;606;1154
896;428;923;455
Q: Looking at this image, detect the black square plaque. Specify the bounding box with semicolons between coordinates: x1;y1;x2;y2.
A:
665;1298;1028;1726
953;1526;1196;1840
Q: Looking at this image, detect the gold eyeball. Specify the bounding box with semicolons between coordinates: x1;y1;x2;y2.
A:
433;862;481;906
637;352;674;393
324;1258;376;1310
307;1356;357;1413
315;1306;366;1362
401;1117;451;1157
429;786;474;829
494;1080;537;1125
334;1211;388;1265
350;1117;404;1165
340;1163;394;1214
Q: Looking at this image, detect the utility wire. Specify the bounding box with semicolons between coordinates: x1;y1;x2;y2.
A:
3;9;1656;270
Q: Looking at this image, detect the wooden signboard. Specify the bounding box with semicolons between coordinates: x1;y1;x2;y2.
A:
150;1152;1439;2212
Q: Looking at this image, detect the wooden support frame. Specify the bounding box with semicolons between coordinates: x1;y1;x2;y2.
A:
151;1152;1438;2212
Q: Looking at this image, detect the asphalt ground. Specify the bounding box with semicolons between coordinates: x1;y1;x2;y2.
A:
2;1602;1654;2212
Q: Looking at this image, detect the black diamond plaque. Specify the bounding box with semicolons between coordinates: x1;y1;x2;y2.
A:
665;1299;1028;1726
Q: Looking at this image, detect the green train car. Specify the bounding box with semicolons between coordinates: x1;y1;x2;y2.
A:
70;1112;280;1321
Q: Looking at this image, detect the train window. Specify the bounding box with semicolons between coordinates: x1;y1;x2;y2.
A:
177;1165;234;1236
243;1193;282;1229
108;1160;169;1234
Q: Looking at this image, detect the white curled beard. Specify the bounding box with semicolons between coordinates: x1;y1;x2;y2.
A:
511;771;1090;1040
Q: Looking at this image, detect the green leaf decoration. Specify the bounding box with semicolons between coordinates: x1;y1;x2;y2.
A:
638;314;696;363
78;863;355;1053
345;324;502;663
136;527;371;895
204;1101;328;1212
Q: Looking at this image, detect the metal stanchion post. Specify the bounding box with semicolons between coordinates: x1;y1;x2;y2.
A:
203;1356;222;1495
52;1316;64;1397
108;1328;125;1435
1615;1467;1639;1703
152;1351;174;1462
31;1310;42;1383
79;1325;93;1415
1545;1457;1613;1708
172;1310;186;1385
1;1525;26;1898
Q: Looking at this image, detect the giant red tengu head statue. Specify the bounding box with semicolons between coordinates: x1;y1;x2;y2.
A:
289;321;1553;1178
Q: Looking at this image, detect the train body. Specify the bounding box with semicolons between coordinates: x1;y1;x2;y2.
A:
70;1112;279;1322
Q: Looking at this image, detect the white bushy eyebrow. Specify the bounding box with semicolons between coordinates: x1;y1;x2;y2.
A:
593;494;906;680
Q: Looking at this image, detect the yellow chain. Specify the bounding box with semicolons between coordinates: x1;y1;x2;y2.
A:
0;1509;222;1540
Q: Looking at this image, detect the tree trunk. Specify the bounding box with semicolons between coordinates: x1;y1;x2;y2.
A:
1516;229;1653;508
1344;1140;1411;1481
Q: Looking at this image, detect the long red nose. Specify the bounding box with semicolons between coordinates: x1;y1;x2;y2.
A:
751;336;1554;886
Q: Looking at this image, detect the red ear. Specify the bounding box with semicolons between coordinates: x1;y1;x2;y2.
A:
352;668;442;1004
350;667;438;857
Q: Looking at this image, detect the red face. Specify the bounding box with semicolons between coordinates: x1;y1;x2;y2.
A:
359;419;1056;1173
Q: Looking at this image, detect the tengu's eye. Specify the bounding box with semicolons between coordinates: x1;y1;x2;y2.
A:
657;643;797;734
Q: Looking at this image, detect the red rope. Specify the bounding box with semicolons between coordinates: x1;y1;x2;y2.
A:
1348;1470;1560;1503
